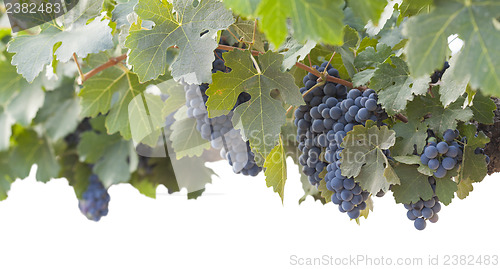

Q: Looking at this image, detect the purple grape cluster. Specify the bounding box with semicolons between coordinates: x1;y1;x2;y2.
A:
184;49;261;176
404;177;441;230
420;129;464;178
294;61;387;219
78;175;110;222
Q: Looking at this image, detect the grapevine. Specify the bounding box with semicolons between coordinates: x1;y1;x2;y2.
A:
0;0;497;229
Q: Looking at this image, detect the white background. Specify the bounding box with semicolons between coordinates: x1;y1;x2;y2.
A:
0;160;498;269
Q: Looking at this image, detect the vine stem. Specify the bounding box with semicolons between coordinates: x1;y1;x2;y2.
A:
73;53;84;83
79;54;128;84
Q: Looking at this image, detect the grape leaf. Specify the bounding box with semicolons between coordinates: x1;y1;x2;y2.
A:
264;137;287;203
393;155;434;176
170;106;211;159
280;39;317;71
407;88;473;135
456;177;474;200
112;0;139;28
439;52;469;107
399;0;432;17
352;69;375;87
470;91;496;124
340;121;400;194
256;0;344;47
347;0;387;25
206;50;303;157
125;0;234;84
334;26;359;79
232;20;266;52
34;82;81;141
223;0;261;17
128;93;168;148
458;124;489;183
371;56;430;115
357;196;374;223
392;120;428;156
435;178;457;206
391;164;434;204
354;43;392;69
0;151;16;201
80;60;164;139
11;130;60;183
7;1;113;82
78;131;134;187
158;80;187;117
404;0;500;95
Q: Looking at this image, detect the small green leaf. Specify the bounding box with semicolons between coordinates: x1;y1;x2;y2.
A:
470;91;496;124
264;137;287;202
391;164;434;204
280;39;317;71
457;124;489;183
439;52;469;107
456;177;474;200
128;93;168;147
354;43;392;69
392;121;428;156
318;178;333;203
435;178;457;206
170;106;211;159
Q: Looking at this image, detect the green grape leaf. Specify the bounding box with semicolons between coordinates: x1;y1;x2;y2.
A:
256;0;344;47
352;69;375;87
264;137;287;203
393;155;434;176
170;106;210;159
34;83;81;141
354;43;392;69
371;56;430;115
129;93;168;147
407;88;473;135
456;177;474;200
0;151;16;201
129;172;159;199
347;0;387;25
223;0;261;17
125;0;234;84
206;50;303;157
392;121;428;156
340;121;400;194
358;196;374;222
334;26;359;79
232;20;266;52
159;80;187;117
80;61;161;139
435;178;457;206
11;130;60;183
280;39;317;71
318;178;333;203
439;52;469;107
399;0;432;17
298;169;322;204
7;1;113;82
112;0;139;28
404;0;500;95
58;151;92;199
470;91;496;124
458;124;489;183
391;164;434;204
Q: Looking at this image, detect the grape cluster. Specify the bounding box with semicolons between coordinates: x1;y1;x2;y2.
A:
184;50;262;176
78;174;110;222
294;61;386;219
420;129;464;178
430;61;450;83
404;177;441;230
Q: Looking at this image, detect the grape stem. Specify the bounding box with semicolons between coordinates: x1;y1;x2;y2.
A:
79;54;128;84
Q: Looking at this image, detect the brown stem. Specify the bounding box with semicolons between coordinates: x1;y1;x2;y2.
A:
395;114;409;123
81;54;128;83
294;62;354;89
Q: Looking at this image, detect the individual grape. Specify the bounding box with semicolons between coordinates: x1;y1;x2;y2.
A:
433;165;447;178
347;207;361;219
428;159;440;170
422;208;434;219
365;99;378;112
424;146;439;159
430;61;450;83
443;129;456;142
446;146;459;158
436;142;449;154
357;108;369;121
341;201;355;212
432;202;441;213
414;218;427;230
429;214;439;223
407;210;417;220
420;155;430;165
78;175;110;222
341;190;354;201
442;157;457;170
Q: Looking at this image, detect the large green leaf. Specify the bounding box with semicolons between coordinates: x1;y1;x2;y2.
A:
206;50;303;157
391;164;434;204
371;56;430;115
407;88;473;135
264;137;287;202
7;0;113;82
256;0;344;47
340;121;400;194
404;0;500;95
125;0;234;84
